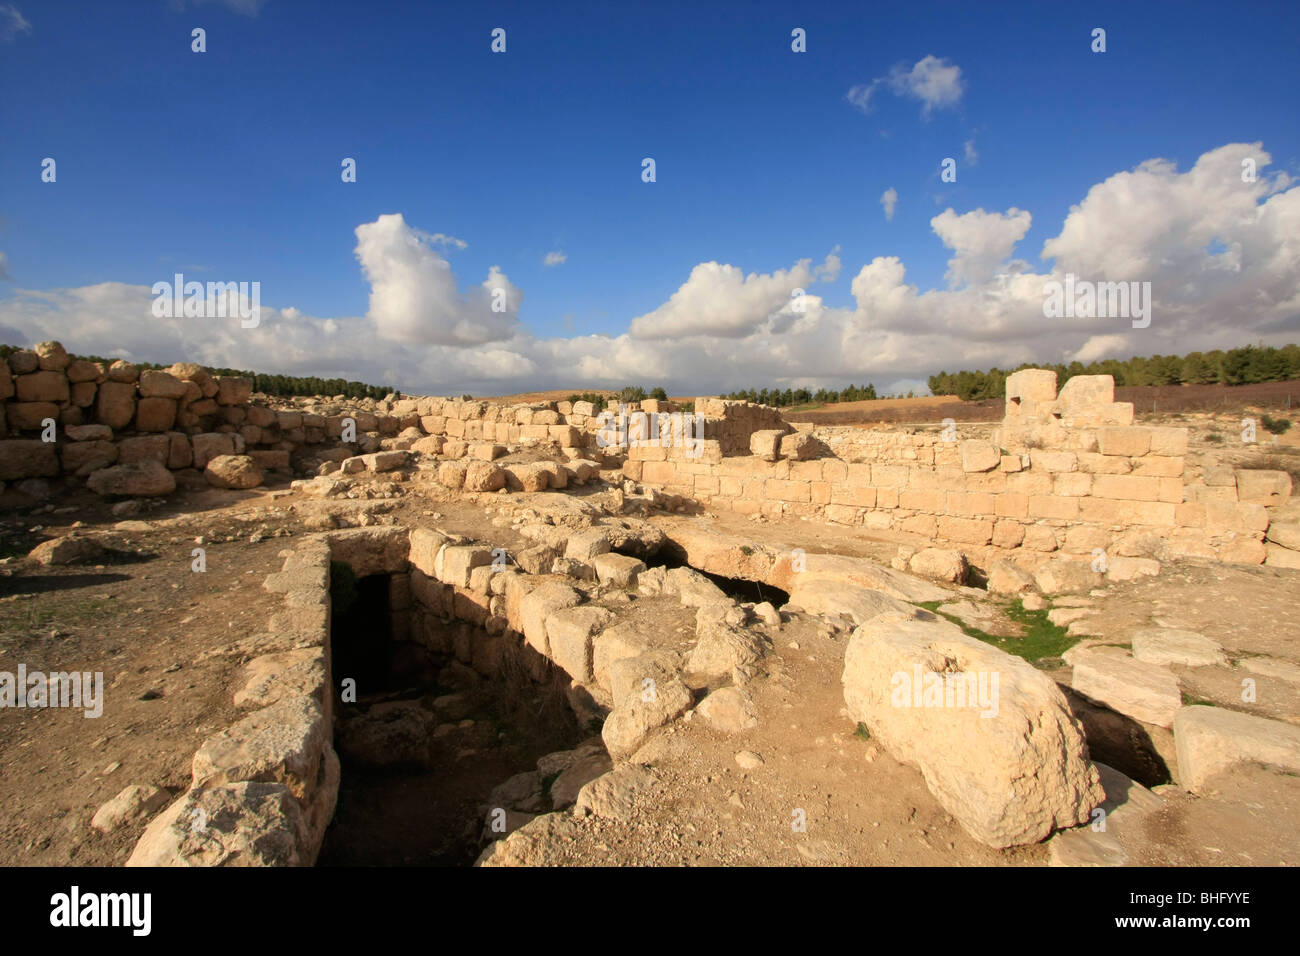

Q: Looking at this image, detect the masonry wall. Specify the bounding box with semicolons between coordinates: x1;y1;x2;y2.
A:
625;370;1295;571
0;341;788;492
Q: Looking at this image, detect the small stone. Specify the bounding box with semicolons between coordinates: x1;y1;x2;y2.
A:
734;750;764;769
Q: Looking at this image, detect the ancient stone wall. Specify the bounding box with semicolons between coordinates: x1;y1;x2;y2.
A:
0;342;787;500
625;370;1296;573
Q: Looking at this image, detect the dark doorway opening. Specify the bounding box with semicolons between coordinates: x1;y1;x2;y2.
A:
646;548;791;607
319;564;583;867
329;564;395;694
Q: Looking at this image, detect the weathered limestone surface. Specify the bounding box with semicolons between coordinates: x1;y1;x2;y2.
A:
1174;705;1300;792
843;611;1103;848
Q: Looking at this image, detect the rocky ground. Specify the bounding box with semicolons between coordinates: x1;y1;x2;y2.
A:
2;407;1298;867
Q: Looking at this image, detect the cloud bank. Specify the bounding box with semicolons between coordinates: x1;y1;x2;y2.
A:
2;144;1297;397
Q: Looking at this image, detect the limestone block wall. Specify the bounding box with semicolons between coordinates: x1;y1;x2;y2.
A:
0;342;795;495
628;370;1296;571
691;398;790;455
126;537;337;866
0;342;606;490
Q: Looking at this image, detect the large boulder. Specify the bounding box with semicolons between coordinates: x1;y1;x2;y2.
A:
697;685;758;733
749;430;785;461
86;459;175;497
0;440;59;480
205;454;264;490
28;535;104;566
843;610;1104;848
134;397;177;431
519;582;582;656
138;369;189;399
96;381;137;429
15;369;69;403
7;350;39;374
908;547;969;584
601;677;694;759
192;433;236;468
686;618;769;682
60;440;117;475
106;359;138;383
34;341;70;371
986;561;1036;595
463;461;505;492
216;376;253;405
1034;557;1103;595
125;782;313;867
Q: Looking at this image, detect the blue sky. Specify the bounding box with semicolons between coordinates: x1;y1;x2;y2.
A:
1;0;1297;395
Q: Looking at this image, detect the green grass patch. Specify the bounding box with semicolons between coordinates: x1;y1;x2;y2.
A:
786;403;825;413
912;598;1079;664
854;722;871;741
1002;598;1080;662
1181;693;1215;707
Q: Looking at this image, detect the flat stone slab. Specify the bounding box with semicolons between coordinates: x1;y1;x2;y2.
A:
233;649;327;711
1238;656;1300;684
1131;628;1227;668
1174;705;1300;792
1048;762;1165;867
192;696;329;801
790;579;916;627
593;552;646;588
1071;647;1182;728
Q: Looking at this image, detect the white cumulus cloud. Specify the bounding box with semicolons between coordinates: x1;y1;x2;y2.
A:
353;213;520;347
626;252;842;340
881;188;899;221
848;56;965;118
930;207;1033;289
3;144;1297;397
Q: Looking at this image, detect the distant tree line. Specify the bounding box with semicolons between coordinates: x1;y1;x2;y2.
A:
928;345;1300;401
721;383;879;407
0;345;392;400
567;386;674;411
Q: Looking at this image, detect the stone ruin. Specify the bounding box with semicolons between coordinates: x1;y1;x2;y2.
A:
3;342;1299;867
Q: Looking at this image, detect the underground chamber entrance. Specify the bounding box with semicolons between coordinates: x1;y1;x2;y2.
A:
317;563;584;866
648;549;791;608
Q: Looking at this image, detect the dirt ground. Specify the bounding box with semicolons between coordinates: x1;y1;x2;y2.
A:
0;491;293;865
0;476;553;866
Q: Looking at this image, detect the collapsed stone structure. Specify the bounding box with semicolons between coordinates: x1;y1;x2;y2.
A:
624;369;1297;579
8;342;1290;585
7;343;1300;867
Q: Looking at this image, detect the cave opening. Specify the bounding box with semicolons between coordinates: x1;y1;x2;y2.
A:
318;562;583;867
